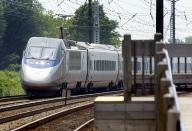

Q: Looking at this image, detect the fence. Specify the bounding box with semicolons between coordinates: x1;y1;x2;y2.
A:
122;33;183;131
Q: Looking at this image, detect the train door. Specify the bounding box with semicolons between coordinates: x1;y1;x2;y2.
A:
81;51;87;84
116;53;120;83
60;44;65;81
88;52;94;82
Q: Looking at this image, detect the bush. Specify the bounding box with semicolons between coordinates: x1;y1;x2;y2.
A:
0;70;24;96
0;53;20;70
6;64;21;71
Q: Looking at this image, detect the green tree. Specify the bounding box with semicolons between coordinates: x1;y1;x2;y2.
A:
0;53;20;70
40;11;68;38
2;0;43;59
0;2;6;47
185;36;192;44
68;2;120;46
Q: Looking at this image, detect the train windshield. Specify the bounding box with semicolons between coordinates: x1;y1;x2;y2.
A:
24;46;59;68
25;46;56;60
41;48;56;60
26;47;42;59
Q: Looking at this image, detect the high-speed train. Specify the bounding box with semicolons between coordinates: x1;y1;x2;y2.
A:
20;37;123;96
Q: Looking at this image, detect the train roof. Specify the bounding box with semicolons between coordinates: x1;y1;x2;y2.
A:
27;37;120;51
65;40;120;51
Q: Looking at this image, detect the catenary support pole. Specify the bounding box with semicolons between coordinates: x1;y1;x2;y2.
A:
156;0;164;39
122;34;132;102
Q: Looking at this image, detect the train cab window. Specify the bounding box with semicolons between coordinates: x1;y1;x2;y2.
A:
25;46;57;60
41;48;56;60
24;47;59;68
25;46;42;59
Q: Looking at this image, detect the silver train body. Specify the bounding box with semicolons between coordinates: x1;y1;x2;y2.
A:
21;37;123;96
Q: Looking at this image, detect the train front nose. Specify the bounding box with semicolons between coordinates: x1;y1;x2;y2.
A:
21;65;54;86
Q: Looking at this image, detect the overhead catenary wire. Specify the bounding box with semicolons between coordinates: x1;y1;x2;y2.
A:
4;0;192;40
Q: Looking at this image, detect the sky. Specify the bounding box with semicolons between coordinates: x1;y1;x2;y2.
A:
38;0;192;41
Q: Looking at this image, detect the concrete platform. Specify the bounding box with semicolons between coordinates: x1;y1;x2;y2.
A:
179;96;192;131
94;96;155;131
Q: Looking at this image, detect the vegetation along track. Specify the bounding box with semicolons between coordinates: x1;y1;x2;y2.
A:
0;90;123;130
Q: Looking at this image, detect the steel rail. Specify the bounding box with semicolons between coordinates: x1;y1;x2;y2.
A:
74;118;94;131
0;99;91;124
11;102;94;131
0;90;123;112
0;90;122;126
0;95;27;103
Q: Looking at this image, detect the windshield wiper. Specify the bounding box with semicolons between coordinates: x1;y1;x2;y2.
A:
25;56;41;60
41;52;54;60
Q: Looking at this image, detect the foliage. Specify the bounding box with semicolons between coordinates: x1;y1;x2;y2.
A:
68;2;120;46
0;53;20;70
185;36;192;44
6;64;20;71
168;39;185;44
1;0;43;59
39;11;67;38
0;70;23;96
0;2;6;46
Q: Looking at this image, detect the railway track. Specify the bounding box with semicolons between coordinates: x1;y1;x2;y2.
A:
12;102;94;131
0;95;29;106
0;95;27;102
0;90;123;131
74;119;95;131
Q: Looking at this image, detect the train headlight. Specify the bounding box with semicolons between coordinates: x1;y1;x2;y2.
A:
46;60;59;67
40;61;45;65
24;59;59;68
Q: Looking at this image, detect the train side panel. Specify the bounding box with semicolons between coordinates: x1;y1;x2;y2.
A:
117;51;123;82
88;49;118;88
64;49;87;89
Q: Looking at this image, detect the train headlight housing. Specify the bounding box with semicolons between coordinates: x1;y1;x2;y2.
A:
24;59;59;68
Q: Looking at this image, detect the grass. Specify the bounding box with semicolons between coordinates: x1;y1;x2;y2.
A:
0;70;24;96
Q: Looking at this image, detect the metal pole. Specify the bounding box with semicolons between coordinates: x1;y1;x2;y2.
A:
60;27;64;39
156;0;164;39
170;0;176;44
93;0;100;43
88;0;92;43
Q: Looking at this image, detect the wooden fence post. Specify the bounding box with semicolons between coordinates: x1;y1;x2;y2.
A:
122;34;132;102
